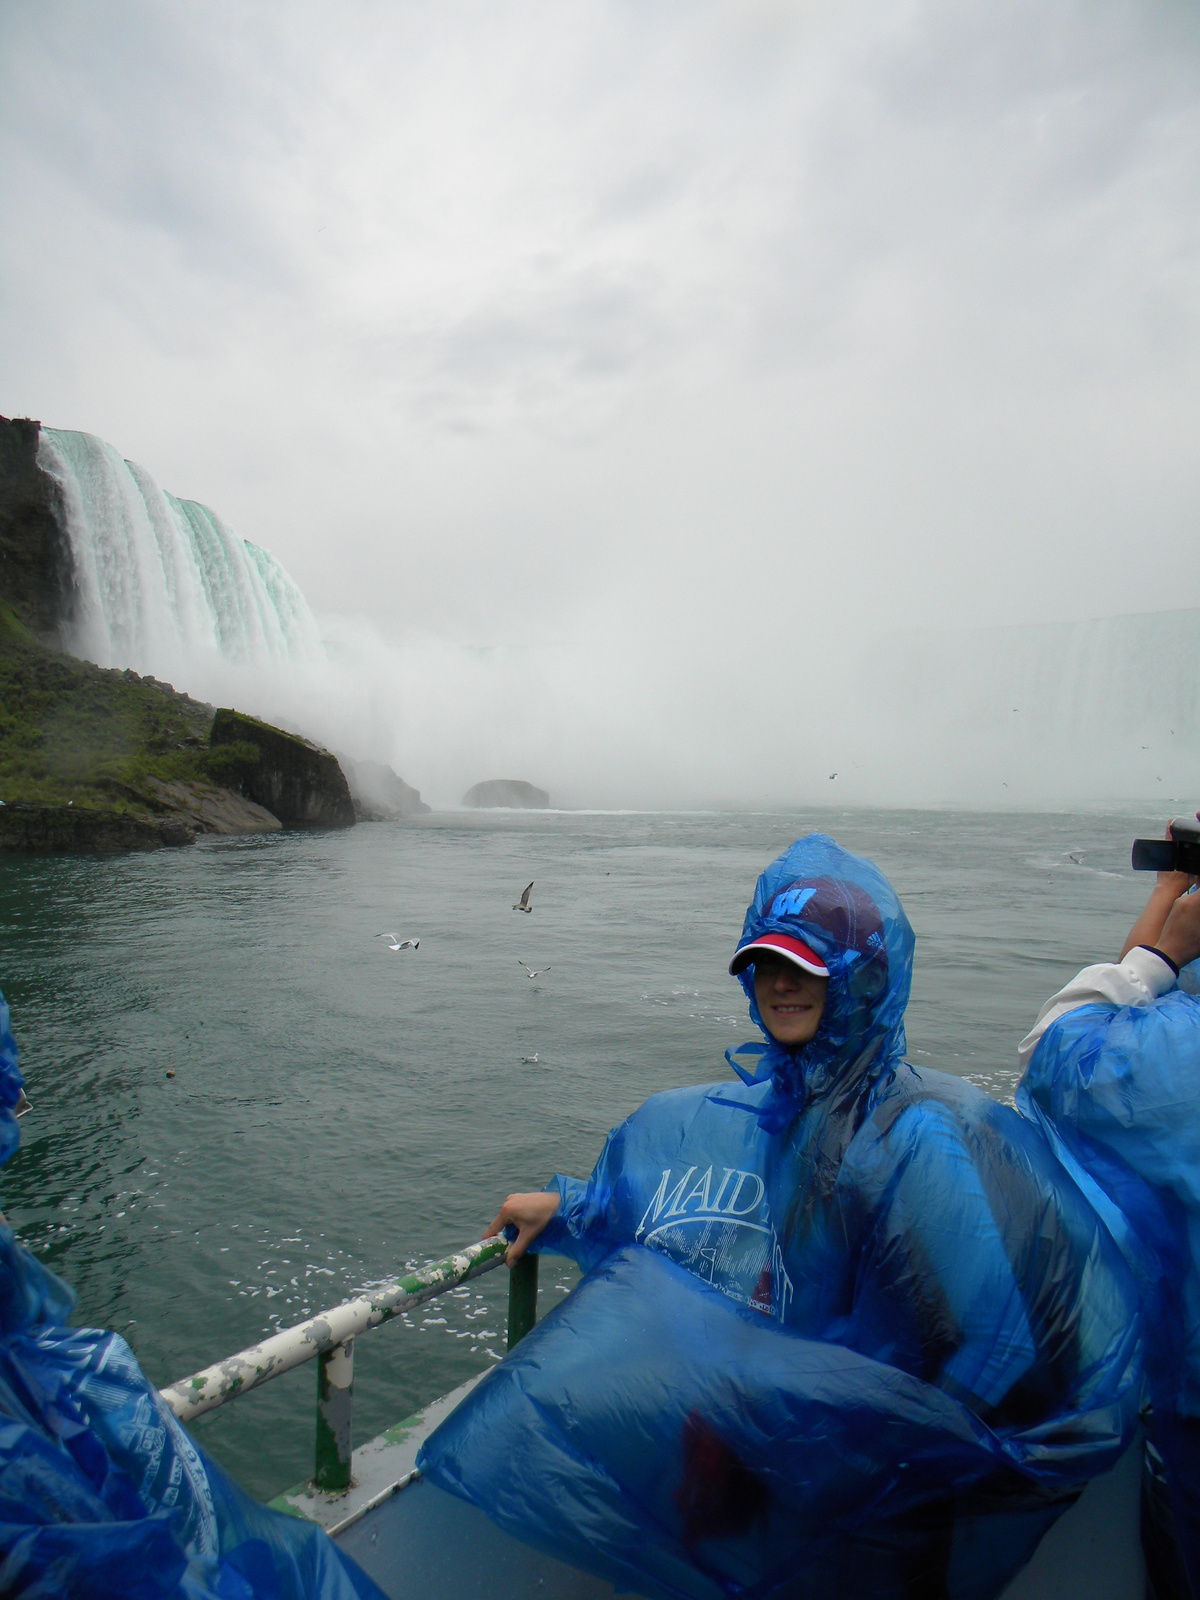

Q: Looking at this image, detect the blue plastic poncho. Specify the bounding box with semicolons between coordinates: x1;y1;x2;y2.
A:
1018;978;1200;1591
420;836;1143;1600
0;990;384;1600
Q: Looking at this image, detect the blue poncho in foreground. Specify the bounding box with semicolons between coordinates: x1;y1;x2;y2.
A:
420;836;1143;1600
0;991;384;1600
1018;980;1200;1590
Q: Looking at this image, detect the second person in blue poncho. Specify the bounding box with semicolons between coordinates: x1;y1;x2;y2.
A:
428;835;1143;1599
1018;847;1200;1597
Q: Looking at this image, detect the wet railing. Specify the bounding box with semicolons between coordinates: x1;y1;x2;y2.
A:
158;1238;538;1495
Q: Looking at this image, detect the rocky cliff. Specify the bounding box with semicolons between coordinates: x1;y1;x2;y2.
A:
462;778;550;809
0;416;75;643
211;710;355;829
0;604;284;854
0;803;197;854
338;755;431;820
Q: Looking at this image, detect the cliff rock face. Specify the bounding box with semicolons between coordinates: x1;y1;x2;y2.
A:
0;803;195;853
211;710;355;829
0;619;293;854
462;778;550;809
338;755;431;820
139;778;281;835
0;417;75;642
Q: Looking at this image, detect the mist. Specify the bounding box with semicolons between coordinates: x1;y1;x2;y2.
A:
2;0;1197;809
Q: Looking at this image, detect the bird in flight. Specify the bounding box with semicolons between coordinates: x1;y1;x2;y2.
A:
513;882;534;913
377;934;420;952
1068;851;1085;864
829;772;837;780
518;960;551;980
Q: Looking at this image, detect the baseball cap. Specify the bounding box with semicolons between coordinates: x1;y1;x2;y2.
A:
729;932;830;979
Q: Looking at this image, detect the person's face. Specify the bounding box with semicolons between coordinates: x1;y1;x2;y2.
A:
753;954;828;1046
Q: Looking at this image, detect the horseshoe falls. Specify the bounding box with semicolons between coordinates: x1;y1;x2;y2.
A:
36;428;323;695
24;425;1198;807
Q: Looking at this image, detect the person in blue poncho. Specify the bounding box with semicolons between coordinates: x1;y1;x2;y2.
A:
0;989;386;1600
421;835;1143;1600
1017;845;1200;1600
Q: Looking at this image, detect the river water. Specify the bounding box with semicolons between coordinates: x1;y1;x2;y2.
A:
0;806;1163;1500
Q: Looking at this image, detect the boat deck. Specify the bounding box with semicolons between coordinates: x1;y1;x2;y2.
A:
269;1373;1148;1600
336;1477;623;1599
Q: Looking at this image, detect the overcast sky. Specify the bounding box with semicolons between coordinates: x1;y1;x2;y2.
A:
1;0;1198;802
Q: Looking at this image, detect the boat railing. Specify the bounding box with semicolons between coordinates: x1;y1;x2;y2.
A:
158;1236;537;1496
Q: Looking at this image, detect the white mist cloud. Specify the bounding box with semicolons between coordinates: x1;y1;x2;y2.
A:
1;0;1197;805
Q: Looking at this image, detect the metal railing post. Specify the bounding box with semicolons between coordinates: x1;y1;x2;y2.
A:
314;1338;354;1493
159;1234;519;1496
507;1253;539;1349
162;1237;508;1427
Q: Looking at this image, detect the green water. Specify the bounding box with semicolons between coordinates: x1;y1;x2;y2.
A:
0;807;1160;1499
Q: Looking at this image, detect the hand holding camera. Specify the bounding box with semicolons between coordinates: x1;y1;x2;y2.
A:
1155;889;1200;973
1121;816;1200;966
1132;816;1200;877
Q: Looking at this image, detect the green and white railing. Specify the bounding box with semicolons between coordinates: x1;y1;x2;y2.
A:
158;1238;538;1495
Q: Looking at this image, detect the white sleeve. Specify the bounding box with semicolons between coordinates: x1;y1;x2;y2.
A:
1017;945;1178;1073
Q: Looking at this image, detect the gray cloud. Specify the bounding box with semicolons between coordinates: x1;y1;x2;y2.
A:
0;0;1197;802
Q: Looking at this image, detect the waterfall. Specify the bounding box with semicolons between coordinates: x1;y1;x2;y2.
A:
872;607;1200;802
36;428;323;688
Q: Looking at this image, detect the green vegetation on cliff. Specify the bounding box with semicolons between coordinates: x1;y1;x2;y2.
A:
0;603;257;812
0;607;359;851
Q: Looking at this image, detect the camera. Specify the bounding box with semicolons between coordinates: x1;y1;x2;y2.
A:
1132;816;1200;875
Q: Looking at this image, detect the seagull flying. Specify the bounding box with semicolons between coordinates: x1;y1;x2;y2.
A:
829;772;837;780
513;882;534;913
1068;851;1085;865
377;934;420;952
518;960;551;980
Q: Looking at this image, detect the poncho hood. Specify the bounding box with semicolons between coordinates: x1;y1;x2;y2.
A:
728;834;914;1128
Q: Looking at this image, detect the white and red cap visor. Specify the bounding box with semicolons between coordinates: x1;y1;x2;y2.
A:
729;932;830;979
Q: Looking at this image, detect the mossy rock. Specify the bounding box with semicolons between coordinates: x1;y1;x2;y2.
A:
0;604;215;814
210;710;355;830
0;802;194;854
0;605;288;852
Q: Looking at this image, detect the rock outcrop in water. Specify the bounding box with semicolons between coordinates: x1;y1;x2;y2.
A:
338;755;431;820
463;779;550;809
211;710;355;829
0;416;75;643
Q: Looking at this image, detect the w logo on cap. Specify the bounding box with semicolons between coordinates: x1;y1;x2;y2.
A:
764;877;885;962
768;886;818;920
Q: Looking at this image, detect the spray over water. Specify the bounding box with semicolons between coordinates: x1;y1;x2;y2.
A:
31;427;1200;811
